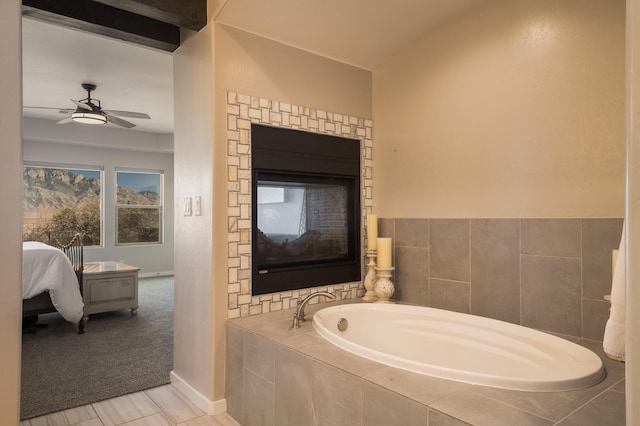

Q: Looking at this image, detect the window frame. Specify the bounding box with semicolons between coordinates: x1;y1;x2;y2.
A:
115;168;164;246
23;161;104;247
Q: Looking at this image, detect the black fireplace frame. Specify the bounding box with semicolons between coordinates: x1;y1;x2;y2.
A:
251;124;361;295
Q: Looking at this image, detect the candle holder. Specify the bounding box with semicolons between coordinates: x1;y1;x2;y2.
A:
374;266;395;304
362;249;378;302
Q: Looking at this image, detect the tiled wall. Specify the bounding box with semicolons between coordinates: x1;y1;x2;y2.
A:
226;92;373;319
380;218;624;341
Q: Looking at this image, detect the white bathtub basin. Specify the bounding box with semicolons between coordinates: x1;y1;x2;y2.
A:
313;303;605;392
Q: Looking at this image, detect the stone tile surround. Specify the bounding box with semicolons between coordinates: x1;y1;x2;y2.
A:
380;217;624;341
226;92;373;319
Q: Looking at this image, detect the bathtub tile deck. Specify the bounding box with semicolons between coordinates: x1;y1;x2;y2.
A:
468;371;624;422
430;390;554;426
555;389;626;425
362;381;430;426
364;367;471;406
227;301;626;426
280;328;384;378
312;361;363;426
464;337;626;422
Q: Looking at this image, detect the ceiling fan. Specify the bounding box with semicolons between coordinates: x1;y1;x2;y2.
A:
25;83;151;129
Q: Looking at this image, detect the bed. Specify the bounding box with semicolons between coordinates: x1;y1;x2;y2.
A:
22;233;85;334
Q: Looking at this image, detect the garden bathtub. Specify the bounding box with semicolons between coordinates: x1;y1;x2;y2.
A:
313;303;604;392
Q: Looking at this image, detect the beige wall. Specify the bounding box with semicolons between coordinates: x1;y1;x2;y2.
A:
214;24;372;120
0;0;23;423
1;0;635;421
373;0;625;218
627;0;640;421
172;21;216;404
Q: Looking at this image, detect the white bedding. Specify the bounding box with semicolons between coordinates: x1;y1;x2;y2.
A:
22;241;84;324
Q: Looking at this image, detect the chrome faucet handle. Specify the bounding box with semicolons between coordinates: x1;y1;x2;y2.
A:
296;299;307;323
292;291;336;329
291;300;304;329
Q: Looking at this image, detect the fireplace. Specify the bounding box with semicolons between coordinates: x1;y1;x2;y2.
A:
251;124;361;295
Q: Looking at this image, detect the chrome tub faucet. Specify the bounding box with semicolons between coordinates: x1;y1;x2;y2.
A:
292;291;336;328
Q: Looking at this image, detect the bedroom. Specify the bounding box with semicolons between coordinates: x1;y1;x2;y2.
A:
22;17;175;275
19;14;176;419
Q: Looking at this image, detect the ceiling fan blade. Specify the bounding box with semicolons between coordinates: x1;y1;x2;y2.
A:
104;110;150;119
71;99;93;111
24;106;73;112
106;114;136;129
56;116;73;125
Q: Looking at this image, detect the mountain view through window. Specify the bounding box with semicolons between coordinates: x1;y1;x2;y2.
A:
23;165;102;246
116;170;163;245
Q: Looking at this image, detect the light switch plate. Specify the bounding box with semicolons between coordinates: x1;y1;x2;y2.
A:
195;196;202;216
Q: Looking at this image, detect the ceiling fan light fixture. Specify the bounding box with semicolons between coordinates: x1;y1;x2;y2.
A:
71;111;107;125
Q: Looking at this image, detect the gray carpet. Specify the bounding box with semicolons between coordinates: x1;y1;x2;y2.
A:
21;276;174;420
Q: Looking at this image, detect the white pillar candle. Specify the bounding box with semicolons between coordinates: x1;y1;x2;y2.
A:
367;214;378;250
377;237;392;268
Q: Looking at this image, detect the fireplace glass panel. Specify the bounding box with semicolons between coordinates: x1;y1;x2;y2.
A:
256;174;352;269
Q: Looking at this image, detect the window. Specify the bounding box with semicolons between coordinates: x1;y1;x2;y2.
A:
23;164;103;246
116;169;163;245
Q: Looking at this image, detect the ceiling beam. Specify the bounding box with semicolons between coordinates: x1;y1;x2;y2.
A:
93;0;206;32
22;0;181;52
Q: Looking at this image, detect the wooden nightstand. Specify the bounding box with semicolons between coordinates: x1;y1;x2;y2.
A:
82;261;139;319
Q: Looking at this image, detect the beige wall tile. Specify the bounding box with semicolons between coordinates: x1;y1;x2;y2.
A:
395;246;429;305
429;409;470;426
395;218;429;248
243;369;274;426
470;219;520;323
362;382;428;426
431;390;552;426
430;219;470;282
521;256;582;336
582;299;611;341
521;219;582;258
312;362;362;425
364;368;470;406
244;333;276;382
225;324;245;421
555;390;625;425
430;278;470;314
274;346;313;425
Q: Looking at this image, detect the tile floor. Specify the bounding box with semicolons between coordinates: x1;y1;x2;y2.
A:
20;385;241;426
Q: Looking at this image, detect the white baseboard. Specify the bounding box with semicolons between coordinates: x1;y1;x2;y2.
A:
170;370;227;415
139;270;174;278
